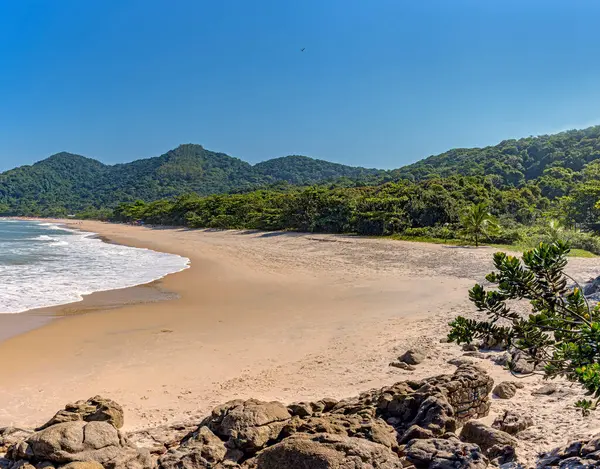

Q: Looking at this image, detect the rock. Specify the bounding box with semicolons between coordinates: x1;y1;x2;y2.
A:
8;421;151;469
280;413;398;452
60;463;104;469
246;433;404;469
493;382;518;399
460;421;517;459
448;357;474;367
201;399;291;455
462;343;479;352
287;403;313;418
37;396;124;431
532;384;558;396
128;421;200;456
509;351;535;374
158;426;236;469
492;411;533;435
389;362;416;371
398;349;425;365
404;437;488;469
0;428;34;453
538;434;600;467
463;351;487;359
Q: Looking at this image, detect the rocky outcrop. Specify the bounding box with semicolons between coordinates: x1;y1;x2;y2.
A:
7;421;151;469
538;433;600;467
1;366;497;469
245;433;405;469
37;396;124;431
460;421;518;464
404;437;488;468
200;399;291;455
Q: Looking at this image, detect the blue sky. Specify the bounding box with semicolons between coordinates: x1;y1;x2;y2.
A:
1;0;600;171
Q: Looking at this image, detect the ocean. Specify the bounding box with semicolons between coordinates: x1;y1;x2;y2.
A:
0;219;189;313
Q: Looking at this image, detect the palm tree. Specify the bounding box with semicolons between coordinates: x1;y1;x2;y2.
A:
461;203;499;247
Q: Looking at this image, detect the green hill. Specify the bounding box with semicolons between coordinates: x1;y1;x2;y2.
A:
0;145;383;215
394;126;600;189
5;125;600;217
253;155;383;185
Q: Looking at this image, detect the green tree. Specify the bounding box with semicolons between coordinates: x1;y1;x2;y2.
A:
460;203;499;247
448;241;600;414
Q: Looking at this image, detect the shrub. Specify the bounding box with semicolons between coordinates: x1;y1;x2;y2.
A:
448;241;600;414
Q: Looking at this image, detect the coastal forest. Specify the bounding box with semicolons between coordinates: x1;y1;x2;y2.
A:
4;126;600;254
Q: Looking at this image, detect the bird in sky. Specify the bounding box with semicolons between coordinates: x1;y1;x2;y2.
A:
301;48;305;52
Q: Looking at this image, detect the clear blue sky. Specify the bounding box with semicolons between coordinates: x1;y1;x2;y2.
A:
1;0;600;171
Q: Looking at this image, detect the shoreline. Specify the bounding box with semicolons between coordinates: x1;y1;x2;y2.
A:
0;221;599;463
0;219;188;342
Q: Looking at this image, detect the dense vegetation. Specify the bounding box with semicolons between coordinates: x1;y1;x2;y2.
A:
5;125;600;254
0;145;381;216
448;241;600;413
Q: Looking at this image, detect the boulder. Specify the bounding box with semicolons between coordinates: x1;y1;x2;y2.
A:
158;426;237;469
201;399;291;455
60;463;104;469
492;411;533;435
460;421;517;459
448;357;474;367
8;421;151;469
493;382;517;399
398;350;425;365
389;362;416;371
532;384;558;396
246;433;405;469
37;396;124;430
404;437;488;469
280;413;398;452
0;428;34;453
128;421;200;456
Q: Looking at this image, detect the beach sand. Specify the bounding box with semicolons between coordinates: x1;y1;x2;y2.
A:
0;222;599;462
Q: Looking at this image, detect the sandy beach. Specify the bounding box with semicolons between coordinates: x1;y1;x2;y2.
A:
1;222;599;462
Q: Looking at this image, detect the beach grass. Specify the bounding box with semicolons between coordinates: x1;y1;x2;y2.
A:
387;234;598;258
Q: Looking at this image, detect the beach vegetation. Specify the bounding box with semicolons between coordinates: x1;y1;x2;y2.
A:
448;241;600;413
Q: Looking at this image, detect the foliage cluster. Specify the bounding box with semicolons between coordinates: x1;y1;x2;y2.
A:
448;241;600;413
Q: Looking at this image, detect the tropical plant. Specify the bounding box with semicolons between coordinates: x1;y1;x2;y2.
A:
448;241;600;414
460;203;500;246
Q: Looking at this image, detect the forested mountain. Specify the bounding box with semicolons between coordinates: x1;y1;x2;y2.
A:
395;126;600;188
253;155;383;185
0;145;379;214
4;125;600;219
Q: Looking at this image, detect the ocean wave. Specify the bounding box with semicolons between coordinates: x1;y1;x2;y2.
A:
0;220;190;313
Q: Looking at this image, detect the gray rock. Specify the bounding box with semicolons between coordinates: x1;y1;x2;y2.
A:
7;421;151;469
493;382;518;399
463;351;487;359
398;349;425;365
201;399;291;455
532;384;558;396
389;362;416;371
448;357;475;367
158;426;234;469
37;396;124;431
404;437;488;469
492;411;533;435
460;421;517;457
246;433;404;469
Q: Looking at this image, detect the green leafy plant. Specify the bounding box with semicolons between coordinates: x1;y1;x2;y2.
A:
460;202;500;247
448;240;600;413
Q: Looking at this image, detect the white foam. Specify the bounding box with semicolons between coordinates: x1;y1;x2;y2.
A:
0;221;190;313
